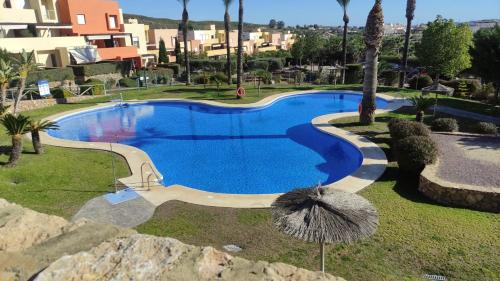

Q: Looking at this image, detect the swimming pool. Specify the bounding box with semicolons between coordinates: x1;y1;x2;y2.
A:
49;92;388;194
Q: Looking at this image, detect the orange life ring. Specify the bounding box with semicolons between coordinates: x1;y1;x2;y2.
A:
358;103;363;114
237;87;246;97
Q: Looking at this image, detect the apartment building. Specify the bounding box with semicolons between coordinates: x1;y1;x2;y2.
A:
147;28;179;62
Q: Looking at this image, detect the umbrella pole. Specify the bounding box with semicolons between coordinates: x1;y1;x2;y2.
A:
320;242;325;273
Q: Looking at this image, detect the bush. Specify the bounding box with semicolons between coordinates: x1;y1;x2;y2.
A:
70;62;131;77
147;68;174;84
105;78;117;89
388;119;431;142
247;60;269;71
82;79;105;95
408;75;433;90
431;118;459;132
473;122;498;135
441;79;481;97
381;70;399;86
380;55;420;67
190;59;226;72
211;72;229;84
255;69;272;84
119;77;138;88
158;63;181;76
473;83;495;101
27;68;75;85
395;136;438;174
345;64;363;84
247;58;284;72
50;88;75;99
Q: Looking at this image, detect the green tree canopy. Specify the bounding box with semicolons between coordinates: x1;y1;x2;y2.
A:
470;25;500;86
269;19;277;29
158;39;169;64
416;16;473;78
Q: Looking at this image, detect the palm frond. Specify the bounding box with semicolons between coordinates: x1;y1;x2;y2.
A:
1;114;31;136
223;0;234;7
30;120;59;131
336;0;350;9
409;95;435;112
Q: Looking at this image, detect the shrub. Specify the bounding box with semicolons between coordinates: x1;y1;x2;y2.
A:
27;68;75;85
50;88;75;99
247;58;284;72
395;136;438;174
381;70;399;86
190;59;226;72
431;118;459;132
247;60;269;71
473;83;495;101
211;72;229;83
408;75;433;90
344;64;363;84
255;69;272;84
158;63;181;76
119;77;138;88
82;79;104;95
441;79;481;97
70;62;131;77
388;119;430;142
147;68;174;84
105;78;117;89
473;122;498;135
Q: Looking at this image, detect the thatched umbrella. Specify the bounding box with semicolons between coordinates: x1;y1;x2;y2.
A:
422;83;455;116
272;186;379;273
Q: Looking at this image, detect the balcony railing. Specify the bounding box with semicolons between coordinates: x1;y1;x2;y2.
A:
0;7;37;24
97;46;139;61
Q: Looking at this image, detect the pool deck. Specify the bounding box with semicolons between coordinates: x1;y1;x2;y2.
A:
40;90;406;209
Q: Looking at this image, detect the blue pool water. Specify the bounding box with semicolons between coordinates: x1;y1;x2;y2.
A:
50;92;388;194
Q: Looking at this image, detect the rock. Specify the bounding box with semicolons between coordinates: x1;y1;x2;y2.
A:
223;244;243;253
0;199;68;252
36;234;345;281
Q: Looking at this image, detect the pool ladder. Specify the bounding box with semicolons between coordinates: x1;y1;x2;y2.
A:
140;162;162;191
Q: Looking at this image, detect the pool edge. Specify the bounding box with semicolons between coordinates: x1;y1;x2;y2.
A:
40;90;406;208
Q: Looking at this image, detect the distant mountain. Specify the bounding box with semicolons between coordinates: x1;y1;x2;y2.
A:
124;13;266;31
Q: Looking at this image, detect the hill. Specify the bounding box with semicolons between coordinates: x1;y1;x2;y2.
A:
124;13;266;31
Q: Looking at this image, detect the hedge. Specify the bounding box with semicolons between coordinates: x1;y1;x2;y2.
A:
408;75;433;90
247;58;284;72
395;136;438;174
158;63;181;76
440;79;481;97
431;118;459;132
50;88;75;99
190;59;227;72
381;70;399;86
27;68;75;85
345;64;363;84
70;61;132;77
119;78;138;88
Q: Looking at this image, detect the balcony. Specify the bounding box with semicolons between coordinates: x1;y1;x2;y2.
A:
207;48;233;58
0;7;37;24
256;45;278;53
97;46;139;61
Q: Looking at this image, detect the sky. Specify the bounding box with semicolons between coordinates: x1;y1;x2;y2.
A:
117;0;500;27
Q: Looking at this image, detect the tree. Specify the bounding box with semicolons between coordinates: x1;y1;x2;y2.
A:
409;95;434;122
470;25;500;102
1;114;31;167
303;31;323;71
416;16;473;82
0;59;17;108
236;0;244;94
400;0;416;88
291;34;305;66
223;0;234;85
360;0;384;125
269;19;277;29
29;120;59;154
277;20;285;29
158;38;169;64
178;0;191;85
11;50;36;116
336;0;350;84
174;37;182;64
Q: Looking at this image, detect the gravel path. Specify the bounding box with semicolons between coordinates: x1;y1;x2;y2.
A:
432;133;500;188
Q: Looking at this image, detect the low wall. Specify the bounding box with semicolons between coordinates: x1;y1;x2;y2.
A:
6;96;96;113
419;165;500;213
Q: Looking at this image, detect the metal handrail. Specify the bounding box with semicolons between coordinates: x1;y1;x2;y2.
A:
140;162;162;190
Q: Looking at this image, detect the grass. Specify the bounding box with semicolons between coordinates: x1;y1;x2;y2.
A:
0;84;498;279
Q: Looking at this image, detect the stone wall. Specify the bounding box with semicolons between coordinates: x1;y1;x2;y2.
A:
5;96;96;113
419;172;500;213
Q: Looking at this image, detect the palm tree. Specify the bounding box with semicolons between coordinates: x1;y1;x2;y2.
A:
11;50;36;116
0;59;17;108
178;0;191;85
399;0;416;88
236;0;244;95
0;105;10;116
1;114;31;167
409;95;434;122
336;0;350;84
29;120;59;154
223;0;234;85
360;0;384;125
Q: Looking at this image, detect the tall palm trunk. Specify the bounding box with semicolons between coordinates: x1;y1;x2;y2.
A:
13;78;26;116
360;0;384;125
7;134;23;167
182;8;191;85
31;129;43;154
341;12;349;84
399;0;416;88
224;9;232;85
236;0;244;93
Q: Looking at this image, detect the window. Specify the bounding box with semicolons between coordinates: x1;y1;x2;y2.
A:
77;14;85;25
108;15;117;29
4;0;12;8
132;36;140;48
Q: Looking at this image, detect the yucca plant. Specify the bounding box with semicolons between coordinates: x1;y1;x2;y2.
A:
0;105;10;116
0;58;18;107
409;95;435;122
29;120;59;154
1;114;31;167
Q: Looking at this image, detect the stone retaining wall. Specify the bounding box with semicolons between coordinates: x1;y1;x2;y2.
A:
5;96;96;113
419;170;500;213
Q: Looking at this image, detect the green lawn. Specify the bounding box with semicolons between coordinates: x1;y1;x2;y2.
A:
0;85;498;280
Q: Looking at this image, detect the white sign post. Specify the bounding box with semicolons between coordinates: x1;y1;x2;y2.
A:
38;80;51;98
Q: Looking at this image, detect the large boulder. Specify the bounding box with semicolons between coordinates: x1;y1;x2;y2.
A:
36;234;345;281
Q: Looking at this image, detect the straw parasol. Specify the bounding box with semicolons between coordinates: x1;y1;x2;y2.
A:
271;185;379;272
421;83;455;116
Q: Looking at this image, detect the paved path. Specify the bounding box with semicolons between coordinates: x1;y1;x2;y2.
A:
72;196;156;228
435;106;500;125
